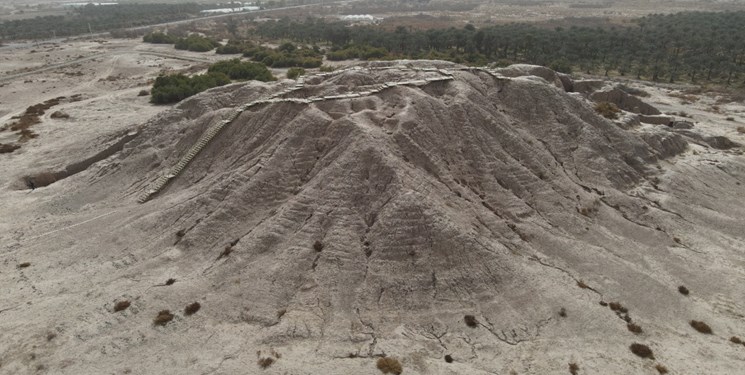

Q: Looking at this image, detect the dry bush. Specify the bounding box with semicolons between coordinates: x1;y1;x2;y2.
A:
569;362;579;375
627;323;643;334
176;229;186;237
114;300;131;312
629;343;654;359
594;102;621;119
46;332;57;341
609;302;623;311
313;240;324;252
0;143;21;154
153;310;174;325
376;357;403;375
18;262;31;268
138;90;150;96
678;285;689;295
184;302;201;316
726;117;735;121
655;364;669;374
559;307;567;318
690;320;713;334
444;354;453;363
257;357;274;369
731;336;743;344
464;315;478;327
576;280;589;289
599;301;608;306
737;127;745;134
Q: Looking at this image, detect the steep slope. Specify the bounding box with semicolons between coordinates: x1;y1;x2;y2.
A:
1;61;743;375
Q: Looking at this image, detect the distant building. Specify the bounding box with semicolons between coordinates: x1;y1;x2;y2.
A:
200;5;260;15
339;14;380;24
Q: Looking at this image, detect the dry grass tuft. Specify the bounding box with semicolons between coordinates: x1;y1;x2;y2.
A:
678;285;689;295
165;278;176;286
655;364;669;374
257;357;274;369
464;315;479;327
629;343;654;359
730;336;743;344
737;126;745;134
444;354;453;363
690;320;713;334
627;323;643;334
559;307;567;318
313;240;324;252
153;310;174;325
184;302;201;316
576;280;589;289
114;300;131;312
376;357;403;375
18;262;31;268
594;101;621;119
569;362;579;375
608;302;629;314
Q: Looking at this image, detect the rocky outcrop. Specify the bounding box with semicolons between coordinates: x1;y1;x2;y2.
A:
590;88;662;115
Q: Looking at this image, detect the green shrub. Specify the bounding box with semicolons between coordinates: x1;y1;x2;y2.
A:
143;32;176;44
207;59;274;81
150;72;230;104
286;67;306;79
174;35;221;52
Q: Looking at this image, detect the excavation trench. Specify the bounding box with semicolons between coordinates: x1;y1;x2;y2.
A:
16;130;138;190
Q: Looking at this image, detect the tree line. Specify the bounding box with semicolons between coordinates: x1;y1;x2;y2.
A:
252;11;745;85
0;3;209;40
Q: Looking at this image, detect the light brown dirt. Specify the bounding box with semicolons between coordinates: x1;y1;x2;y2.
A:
0;60;744;375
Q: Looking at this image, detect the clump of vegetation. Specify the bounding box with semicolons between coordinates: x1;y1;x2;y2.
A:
327;44;389;61
376;357;403;375
176;229;186;237
114;300;131;312
165;278;176;286
606;302;629;314
175;34;221;52
599;301;608;306
736;126;745;134
150;72;231;104
690;320;713;334
678;285;689;295
655;364;669;374
138;90;150;97
569;362;579;375
242;42;323;68
216;39;254;54
257;357;274;369
444;354;453;363
153;310;174;326
0;143;21;154
319;65;335;72
50;111;70;119
17;262;31;268
217;244;233;260
576;280;590;289
730;336;743;344
464;315;479;327
143;32;176;44
313;240;324;252
627;323;643;334
207;59;275;81
629;343;654;359
184;302;201;316
559;307;567;318
286;67;306;80
594;102;621;119
725;117;735;121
